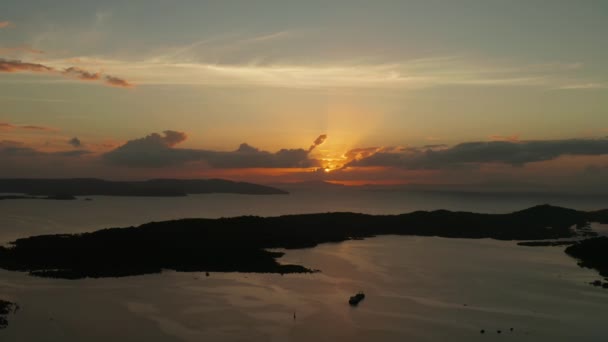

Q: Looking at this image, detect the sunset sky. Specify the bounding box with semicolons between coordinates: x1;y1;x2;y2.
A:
1;1;608;189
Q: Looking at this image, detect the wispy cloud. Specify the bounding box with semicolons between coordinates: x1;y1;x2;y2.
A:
0;59;53;73
104;75;133;88
555;83;606;90
0;122;56;131
52;53;601;91
0;21;14;29
63;66;100;81
1;28;602;91
0;58;134;88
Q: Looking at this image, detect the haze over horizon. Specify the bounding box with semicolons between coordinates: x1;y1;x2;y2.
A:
2;1;608;190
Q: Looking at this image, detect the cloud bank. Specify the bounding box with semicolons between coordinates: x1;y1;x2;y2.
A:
346;139;608;169
4;130;608;193
103;130;321;168
0;140;90;158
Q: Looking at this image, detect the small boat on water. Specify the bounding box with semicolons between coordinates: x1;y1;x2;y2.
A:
349;292;365;306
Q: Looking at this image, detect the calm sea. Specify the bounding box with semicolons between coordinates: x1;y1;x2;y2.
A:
0;189;607;341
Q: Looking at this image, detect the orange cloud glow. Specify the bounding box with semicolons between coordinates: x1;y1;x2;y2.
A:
489;134;520;142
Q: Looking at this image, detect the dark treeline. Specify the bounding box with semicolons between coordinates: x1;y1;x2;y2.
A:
0;205;606;279
566;237;608;278
0;300;18;329
0;178;288;196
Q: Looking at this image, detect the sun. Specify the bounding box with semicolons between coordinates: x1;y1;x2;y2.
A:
315;150;348;173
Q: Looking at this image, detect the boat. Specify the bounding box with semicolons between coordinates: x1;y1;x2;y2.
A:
349;292;365;306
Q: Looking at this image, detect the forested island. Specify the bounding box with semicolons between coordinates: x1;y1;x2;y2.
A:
0;204;606;279
0;178;287;197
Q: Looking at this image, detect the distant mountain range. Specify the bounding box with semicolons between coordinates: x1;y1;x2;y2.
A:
0;178;288;197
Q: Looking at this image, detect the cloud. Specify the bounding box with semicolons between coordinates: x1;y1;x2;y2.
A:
0;59;53;73
68;137;82;148
489;135;520;142
556;83;606;90
103;131;321;168
0;59;134;88
63;67;100;81
0;140;90;158
345;138;608;169
104;75;134;88
0;21;13;29
308;134;327;152
21;125;54;131
0;122;55;131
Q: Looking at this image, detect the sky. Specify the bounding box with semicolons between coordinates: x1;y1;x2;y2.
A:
1;0;608;190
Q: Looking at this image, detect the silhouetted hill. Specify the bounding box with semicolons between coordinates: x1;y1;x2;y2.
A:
588;209;608;224
0;205;603;279
0;178;287;197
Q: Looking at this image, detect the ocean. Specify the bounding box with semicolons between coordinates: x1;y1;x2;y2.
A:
0;189;607;341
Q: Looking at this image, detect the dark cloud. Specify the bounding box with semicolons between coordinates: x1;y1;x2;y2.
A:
346;138;608;169
0;58;133;88
0;140;90;158
103;131;321;168
308;134;327;152
0;122;54;131
0;140;40;157
104;75;134;88
63;67;100;81
68;137;82;148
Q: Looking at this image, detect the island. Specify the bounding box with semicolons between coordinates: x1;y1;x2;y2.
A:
0;178;288;197
0;204;606;279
